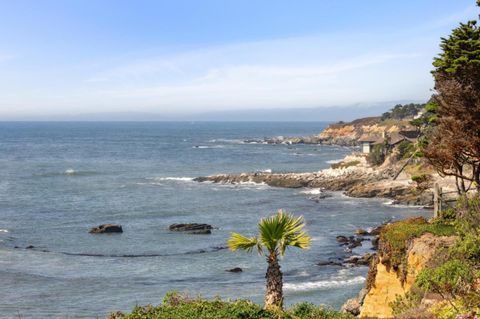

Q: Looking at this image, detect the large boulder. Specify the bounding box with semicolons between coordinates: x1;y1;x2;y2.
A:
226;267;243;273
169;223;213;234
89;224;123;234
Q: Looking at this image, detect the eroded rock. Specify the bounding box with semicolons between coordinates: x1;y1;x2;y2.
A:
89;224;123;234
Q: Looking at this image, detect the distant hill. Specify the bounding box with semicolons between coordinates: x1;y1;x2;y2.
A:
1;100;423;122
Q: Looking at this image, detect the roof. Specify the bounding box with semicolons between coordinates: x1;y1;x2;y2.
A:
358;134;384;144
388;132;406;145
399;130;420;141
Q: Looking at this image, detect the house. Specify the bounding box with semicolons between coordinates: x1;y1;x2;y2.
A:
358;130;420;154
358;135;384;154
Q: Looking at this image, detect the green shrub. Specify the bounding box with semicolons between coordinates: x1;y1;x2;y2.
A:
416;259;474;296
390;286;424;316
331;160;360;169
368;144;385;166
379;217;455;274
109;293;355;319
396;140;414;160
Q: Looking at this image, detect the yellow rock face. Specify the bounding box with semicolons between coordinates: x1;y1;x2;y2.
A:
359;233;457;319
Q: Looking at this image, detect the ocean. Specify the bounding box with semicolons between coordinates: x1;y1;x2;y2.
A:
0;122;427;318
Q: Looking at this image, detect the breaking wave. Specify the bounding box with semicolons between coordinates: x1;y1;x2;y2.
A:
284;276;365;292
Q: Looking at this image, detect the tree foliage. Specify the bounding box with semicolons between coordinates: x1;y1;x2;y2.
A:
423;6;480;193
227;210;311;309
381;103;425;121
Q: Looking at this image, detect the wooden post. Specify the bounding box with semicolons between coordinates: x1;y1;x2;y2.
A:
433;183;442;218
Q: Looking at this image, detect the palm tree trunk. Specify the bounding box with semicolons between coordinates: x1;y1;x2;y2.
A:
264;252;283;309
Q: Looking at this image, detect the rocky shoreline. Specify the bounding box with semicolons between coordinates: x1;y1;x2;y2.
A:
194;157;434;207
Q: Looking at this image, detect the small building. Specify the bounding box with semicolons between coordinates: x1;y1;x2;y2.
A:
358;135;384;154
358;130;420;154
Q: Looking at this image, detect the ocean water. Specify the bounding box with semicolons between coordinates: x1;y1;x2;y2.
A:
0;122;428;318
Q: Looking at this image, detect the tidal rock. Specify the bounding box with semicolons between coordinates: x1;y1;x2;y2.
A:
317;260;343;266
169;223;213;234
226;267;243;273
25;245;35;249
344;253;375;266
355;228;369;235
336;235;349;243
371;236;380;250
89;224;123;234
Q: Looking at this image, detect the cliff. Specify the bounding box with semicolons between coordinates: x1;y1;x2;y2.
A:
318;117;413;146
356;223;457;318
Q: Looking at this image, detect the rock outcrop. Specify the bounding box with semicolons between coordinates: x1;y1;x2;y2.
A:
359;233;457;318
89;224;123;234
168;223;213;234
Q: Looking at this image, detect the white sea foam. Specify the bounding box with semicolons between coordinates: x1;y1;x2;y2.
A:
260;169;272;173
326;159;343;164
208;138;244;144
64;169;76;175
0;229;8;233
299;188;322;195
155;177;194;182
284;276;365;292
193;145;224;149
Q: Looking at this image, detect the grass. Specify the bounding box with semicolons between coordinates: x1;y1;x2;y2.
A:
379;217;456;276
108;293;355;319
331;160;360;169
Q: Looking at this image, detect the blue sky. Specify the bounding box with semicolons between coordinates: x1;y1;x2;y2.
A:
0;0;477;118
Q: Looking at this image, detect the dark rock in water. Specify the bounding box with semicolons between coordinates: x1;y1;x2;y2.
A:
348;237;363;249
336;235;349;243
227;267;243;273
355;228;369;235
371;236;380;250
169;223;213;234
344;253;375;266
26;245;35;249
89;224;123;234
317;260;343;266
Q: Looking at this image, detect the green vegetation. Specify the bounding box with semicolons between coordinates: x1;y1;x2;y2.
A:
391;195;480;319
380;103;425;121
379;217;455;277
227;211;311;309
367;144;385;166
422;0;480;193
330;160;360;169
396;140;415;160
109;293;355;319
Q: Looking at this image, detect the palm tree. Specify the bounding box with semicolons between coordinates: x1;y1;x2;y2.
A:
227;210;311;309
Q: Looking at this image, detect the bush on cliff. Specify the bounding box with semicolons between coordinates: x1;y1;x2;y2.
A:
392;195;480;319
379;217;455;273
108;292;355;319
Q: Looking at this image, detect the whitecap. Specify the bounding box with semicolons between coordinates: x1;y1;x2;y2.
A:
326;159;344;164
0;229;8;233
193;145;224;149
154;177;194;182
283;276;365;292
299;188;322;195
64;169;76;175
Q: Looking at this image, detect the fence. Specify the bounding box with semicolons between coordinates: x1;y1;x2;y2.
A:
433;183;458;218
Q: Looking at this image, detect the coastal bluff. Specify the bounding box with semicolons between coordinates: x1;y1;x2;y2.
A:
358;232;457;318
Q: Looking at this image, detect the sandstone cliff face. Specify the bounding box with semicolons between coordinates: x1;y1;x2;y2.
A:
318;117;407;145
360;233;457;318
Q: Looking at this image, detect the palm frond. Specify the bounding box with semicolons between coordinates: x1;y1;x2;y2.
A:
259;210;311;256
227;232;261;254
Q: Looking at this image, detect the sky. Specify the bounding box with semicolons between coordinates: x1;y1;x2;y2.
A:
0;0;477;119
